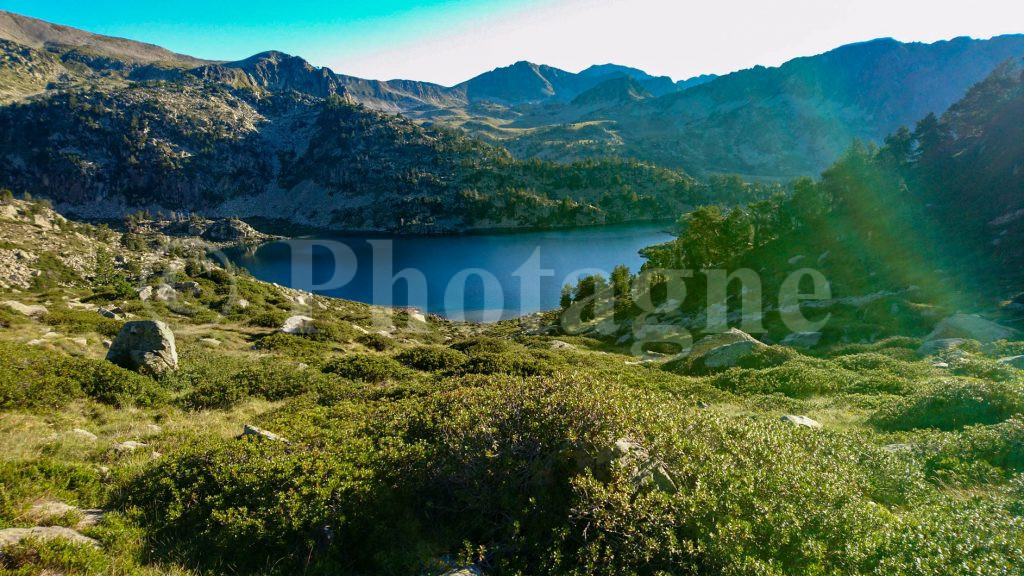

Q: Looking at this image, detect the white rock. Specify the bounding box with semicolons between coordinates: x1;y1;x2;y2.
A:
239;424;288;443
780;414;822;429
0;526;98;548
281;315;317;335
113;440;148;453
70;428;97;441
1;300;47;317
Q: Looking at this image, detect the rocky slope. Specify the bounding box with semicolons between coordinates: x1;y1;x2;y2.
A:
0;74;699;232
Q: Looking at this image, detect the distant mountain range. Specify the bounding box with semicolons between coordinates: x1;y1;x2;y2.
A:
445;36;1024;179
0;9;1022;229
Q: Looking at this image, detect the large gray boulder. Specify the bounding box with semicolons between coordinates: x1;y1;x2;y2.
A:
924;314;1018;344
781;331;823;349
106;320;178;375
690;328;767;369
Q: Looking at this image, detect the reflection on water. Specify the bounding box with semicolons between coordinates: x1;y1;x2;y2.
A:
224;224;674;320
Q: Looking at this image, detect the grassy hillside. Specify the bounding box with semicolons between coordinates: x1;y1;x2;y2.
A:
0;193;1021;575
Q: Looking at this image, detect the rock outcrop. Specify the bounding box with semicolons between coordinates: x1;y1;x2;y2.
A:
0;526;99;548
202;218;264;243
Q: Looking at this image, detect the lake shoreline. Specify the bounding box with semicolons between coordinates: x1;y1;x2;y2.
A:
223;222;675;320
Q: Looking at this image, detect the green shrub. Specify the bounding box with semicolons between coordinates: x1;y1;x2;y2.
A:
923;417;1024;482
254;332;333;360
43;308;123;337
870;378;1024;431
950;354;1021;381
235;359;330;401
450;336;513;355
323;354;408;383
74;357;168;406
30;252;80;290
357;332;394;351
124;370;1024;576
710;362;844;397
0;341;164;408
461;351;553;378
396;346;468;372
829;336;921;357
833;352;923;393
180;378;248;410
247;310;287;328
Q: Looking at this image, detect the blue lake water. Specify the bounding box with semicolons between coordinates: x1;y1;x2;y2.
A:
224;224;674;321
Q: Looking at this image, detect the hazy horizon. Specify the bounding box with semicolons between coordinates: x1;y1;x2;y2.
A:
2;0;1023;85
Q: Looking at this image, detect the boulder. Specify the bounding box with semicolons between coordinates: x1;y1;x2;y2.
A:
106;320;178;375
26;501;104;529
113;440;148;453
70;428;97;441
690;328;766;369
924;314;1018;344
174;281;202;296
998;355;1024;369
153;283;177;302
780;414;822;429
239;424;288;443
440;567;484;576
577;438;676;494
917;338;968;356
0;526;98;549
139;283;177;302
550;340;576;350
281;315;317;335
781;331;823;349
0;300;47;317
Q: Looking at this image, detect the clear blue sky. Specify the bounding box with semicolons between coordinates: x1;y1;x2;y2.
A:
2;0;1022;85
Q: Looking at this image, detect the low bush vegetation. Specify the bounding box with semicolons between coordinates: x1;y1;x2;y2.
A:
323;354;409;383
396;345;468;371
870;377;1024;431
0;341;166;408
42;308;123;338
